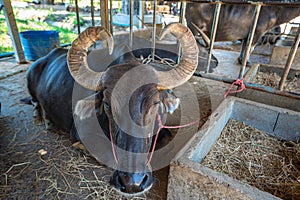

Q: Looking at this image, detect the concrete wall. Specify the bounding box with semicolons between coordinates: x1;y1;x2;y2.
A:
167;97;300;199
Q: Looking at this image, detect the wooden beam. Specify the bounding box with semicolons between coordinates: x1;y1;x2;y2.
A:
100;0;109;31
0;0;26;63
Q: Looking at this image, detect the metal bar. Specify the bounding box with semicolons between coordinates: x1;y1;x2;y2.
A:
109;0;113;34
0;0;26;63
91;0;95;26
194;72;300;100
278;24;300;91
141;1;145;28
206;2;222;73
152;0;157;60
239;3;262;79
129;0;133;49
177;1;187;63
75;0;81;34
179;1;186;24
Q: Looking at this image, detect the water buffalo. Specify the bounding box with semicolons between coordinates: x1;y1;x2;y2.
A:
25;23;198;194
186;3;300;64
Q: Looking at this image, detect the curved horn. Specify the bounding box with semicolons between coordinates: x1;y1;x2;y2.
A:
156;23;199;90
67;26;114;91
191;22;211;47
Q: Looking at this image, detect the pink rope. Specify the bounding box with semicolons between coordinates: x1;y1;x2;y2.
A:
224;78;246;98
109;114;202;166
109;123;119;165
146;114;199;166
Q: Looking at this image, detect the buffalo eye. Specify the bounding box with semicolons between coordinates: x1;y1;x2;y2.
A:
103;101;111;111
154;100;161;105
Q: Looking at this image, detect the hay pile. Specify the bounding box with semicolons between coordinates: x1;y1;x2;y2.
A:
202;119;300;200
255;71;300;94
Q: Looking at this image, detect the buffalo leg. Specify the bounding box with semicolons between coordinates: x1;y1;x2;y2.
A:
38;104;55;130
43;112;55;130
70;124;81;141
238;39;250;66
31;99;54;130
238;39;257;66
32;101;44;126
44;118;55;130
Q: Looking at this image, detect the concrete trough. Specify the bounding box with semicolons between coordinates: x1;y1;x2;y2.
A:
243;64;300;95
244;64;300;83
270;39;300;70
167;97;300;200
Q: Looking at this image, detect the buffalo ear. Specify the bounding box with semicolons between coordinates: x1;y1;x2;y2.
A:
74;92;103;120
160;90;180;114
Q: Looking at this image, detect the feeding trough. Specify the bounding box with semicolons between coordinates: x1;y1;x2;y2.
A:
244;64;300;94
167;97;300;200
270;39;300;70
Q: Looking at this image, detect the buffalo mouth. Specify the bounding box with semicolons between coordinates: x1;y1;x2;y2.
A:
110;170;153;196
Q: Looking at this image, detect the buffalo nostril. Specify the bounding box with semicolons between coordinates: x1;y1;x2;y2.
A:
110;171;126;192
140;174;149;189
111;171;153;194
117;175;126;192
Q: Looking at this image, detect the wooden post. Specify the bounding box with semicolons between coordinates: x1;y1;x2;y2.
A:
109;0;113;34
0;0;26;63
75;0;81;34
100;0;109;30
91;0;95;26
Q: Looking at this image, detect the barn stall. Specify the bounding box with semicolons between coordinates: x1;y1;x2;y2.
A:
0;0;300;199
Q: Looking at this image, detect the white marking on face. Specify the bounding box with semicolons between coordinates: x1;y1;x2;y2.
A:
74;99;94;120
168;98;180;114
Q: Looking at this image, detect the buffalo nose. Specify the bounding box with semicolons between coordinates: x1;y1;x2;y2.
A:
111;170;153;194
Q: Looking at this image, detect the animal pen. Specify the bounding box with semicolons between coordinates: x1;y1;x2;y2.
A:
0;0;300;199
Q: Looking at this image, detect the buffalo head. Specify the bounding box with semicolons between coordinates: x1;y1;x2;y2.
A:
67;23;198;194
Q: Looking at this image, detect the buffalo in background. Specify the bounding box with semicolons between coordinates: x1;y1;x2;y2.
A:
186;3;300;64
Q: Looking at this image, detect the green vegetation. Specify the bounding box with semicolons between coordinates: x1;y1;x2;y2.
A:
0;8;78;53
70;13;85;27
